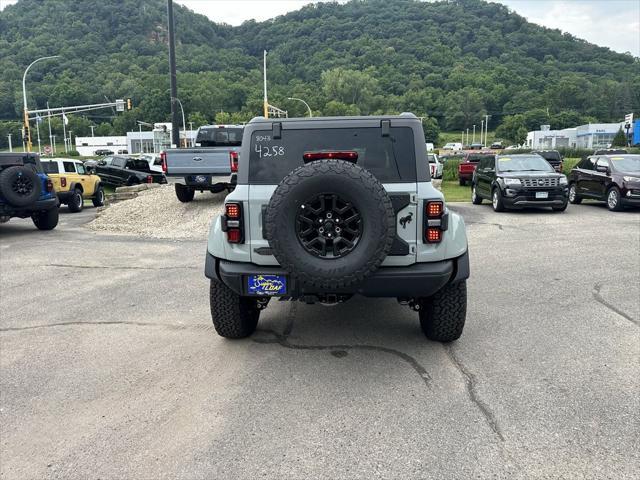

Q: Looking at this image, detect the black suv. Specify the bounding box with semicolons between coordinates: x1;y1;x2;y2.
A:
0;153;59;230
568;154;640;211
471;153;569;211
532;150;563;173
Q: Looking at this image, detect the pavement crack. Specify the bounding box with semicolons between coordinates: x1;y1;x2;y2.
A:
44;264;199;271
592;283;638;326
253;303;431;386
0;321;210;333
444;345;505;442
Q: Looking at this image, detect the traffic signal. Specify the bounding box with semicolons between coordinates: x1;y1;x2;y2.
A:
126;98;132;110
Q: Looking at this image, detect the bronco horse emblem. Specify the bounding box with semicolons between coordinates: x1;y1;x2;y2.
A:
399;212;413;229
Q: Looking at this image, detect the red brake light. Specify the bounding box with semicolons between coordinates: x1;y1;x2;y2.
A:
426;201;443;218
303;151;358;162
46;179;54;192
160;151;167;173
225;203;241;219
426;227;442;243
61;177;67;188
227;228;242;243
230;151;239;173
146;175;153;183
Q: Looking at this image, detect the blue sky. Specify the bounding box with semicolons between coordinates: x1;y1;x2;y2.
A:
1;0;638;56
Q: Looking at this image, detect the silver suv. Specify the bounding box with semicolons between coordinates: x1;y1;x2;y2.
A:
205;114;470;341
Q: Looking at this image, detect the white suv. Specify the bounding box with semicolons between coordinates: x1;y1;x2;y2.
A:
205;114;469;341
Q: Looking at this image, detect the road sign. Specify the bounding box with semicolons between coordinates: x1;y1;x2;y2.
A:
625;113;633;125
44;145;52;155
115;99;125;112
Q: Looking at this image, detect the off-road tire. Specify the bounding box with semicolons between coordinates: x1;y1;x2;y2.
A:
209;280;260;339
32;207;59;231
68;188;83;213
492;188;505;212
419;281;467;342
471;184;482;204
92;186;105;207
0;166;41;207
607;186;624;212
568;183;582;204
459;178;466;186
265;159;395;289
175;183;195;203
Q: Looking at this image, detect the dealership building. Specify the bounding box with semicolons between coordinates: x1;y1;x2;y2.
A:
74;123;196;156
526;121;629;149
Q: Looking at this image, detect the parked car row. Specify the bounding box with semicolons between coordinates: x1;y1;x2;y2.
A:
470;153;640;212
86;155;167;187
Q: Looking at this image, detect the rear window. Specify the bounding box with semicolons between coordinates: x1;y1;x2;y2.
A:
249;127;416;184
467;154;493;163
534;151;561;162
197;127;243;147
41;161;59;174
126;160;151;171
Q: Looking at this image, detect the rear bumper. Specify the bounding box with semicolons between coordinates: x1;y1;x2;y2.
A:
0;196;58;217
178;175;231;188
205;251;469;298
458;171;474;181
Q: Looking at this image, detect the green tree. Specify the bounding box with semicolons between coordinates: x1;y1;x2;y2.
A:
495;114;528;144
611;127;628;147
188;112;209;128
421;116;440;144
321;68;377;115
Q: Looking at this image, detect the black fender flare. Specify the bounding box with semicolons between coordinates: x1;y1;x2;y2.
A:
68;182;83;193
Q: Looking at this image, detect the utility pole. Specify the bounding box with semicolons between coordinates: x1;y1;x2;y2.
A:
189;121;194;147
167;0;180;148
263;50;268;118
466;128;469;147
62;109;67;152
7;134;12;152
47;102;53;155
461;131;464;146
68;130;72;151
89;125;95;137
472;125;476;144
480;119;484;146
485;114;489;145
36;117;41;153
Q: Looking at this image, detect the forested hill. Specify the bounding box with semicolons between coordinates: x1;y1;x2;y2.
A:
0;0;638;146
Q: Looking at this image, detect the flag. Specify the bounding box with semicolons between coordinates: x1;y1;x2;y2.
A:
62;113;68;125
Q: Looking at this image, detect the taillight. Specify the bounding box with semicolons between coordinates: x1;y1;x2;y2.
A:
160;151;167;173
230;151;239;173
225;202;241;219
223;202;244;243
423;200;446;243
303;151;358;162
61;177;67;188
147;175;153;183
46;179;54;192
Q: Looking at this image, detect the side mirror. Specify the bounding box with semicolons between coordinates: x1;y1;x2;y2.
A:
97;160;106;166
596;165;609;173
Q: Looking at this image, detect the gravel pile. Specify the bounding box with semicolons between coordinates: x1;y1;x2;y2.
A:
87;185;225;239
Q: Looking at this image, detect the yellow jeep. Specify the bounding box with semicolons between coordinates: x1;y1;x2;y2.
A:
40;158;105;212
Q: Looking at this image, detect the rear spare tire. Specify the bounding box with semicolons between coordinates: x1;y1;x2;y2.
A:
0;166;41;207
32;207;59;231
265;159;395;289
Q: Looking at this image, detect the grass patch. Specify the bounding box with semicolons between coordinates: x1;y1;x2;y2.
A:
440;180;471;202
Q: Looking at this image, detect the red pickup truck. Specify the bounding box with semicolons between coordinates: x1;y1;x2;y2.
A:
458;152;495;186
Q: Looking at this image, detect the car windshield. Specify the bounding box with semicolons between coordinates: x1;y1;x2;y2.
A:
497;155;554;172
609;155;640;173
41;161;59;174
197;127;243;147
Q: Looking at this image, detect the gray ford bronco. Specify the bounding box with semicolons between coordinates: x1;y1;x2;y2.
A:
205;113;470;341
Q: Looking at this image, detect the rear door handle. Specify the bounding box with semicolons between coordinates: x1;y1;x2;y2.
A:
193;157;203;162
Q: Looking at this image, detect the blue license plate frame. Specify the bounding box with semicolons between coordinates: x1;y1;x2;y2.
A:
247;275;287;296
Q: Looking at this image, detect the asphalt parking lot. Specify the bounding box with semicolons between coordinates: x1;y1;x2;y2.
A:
1;202;638;479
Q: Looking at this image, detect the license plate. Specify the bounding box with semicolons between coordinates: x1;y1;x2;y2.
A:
535;191;548;199
194;175;207;184
247;275;287;296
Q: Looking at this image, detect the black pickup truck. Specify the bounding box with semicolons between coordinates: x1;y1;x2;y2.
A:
93;156;167;187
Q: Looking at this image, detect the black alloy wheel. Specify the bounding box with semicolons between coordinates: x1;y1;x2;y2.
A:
296;193;362;258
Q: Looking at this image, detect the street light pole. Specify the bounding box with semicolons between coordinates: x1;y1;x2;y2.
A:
7;134;12;152
22;55;59;152
480;119;484;146
172;96;186;147
472;124;476;144
287;97;312;117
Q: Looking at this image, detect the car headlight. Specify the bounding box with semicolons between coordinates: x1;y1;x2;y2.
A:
503;178;521;186
623;176;639;182
559;176;568;185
